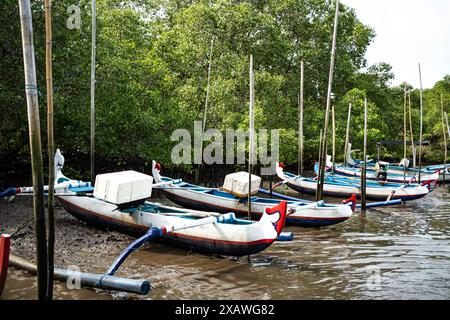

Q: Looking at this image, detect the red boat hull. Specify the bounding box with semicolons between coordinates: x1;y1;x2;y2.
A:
0;234;11;297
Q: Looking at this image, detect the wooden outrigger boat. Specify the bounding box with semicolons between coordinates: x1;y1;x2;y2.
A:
52;151;290;256
275;162;430;202
151;161;354;227
0;234;10;297
1;150;289;257
333;164;439;185
343;145;442;183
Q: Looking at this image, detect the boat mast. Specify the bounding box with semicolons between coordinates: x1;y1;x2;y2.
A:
441;93;447;185
298;60;304;176
418;63;424;182
344;103;352;165
361;97;368;211
18;0;48;299
90;0;97;184
316;0;340;201
44;0;54;300
248;54;255;219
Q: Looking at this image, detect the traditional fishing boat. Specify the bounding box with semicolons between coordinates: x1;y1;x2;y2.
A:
275;162;430;202
53;151;289;257
0;234;10;297
343;144;442;183
151;161;354;227
1;151;289;257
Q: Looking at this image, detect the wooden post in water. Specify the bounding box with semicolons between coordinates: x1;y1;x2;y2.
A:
441;94;447;185
344;103;352;165
331;104;336;173
361;97;368;211
403;84;407;184
317;0;339;201
315;129;323;198
408;91;416;167
44;0;54;300
446;112;450;141
418;63;424;182
248;54;255;219
90;0;97;184
195;38;214;184
18;0;48;299
298;60;304;176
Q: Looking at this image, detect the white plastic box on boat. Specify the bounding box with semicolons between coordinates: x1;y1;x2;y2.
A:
222;171;261;198
93;170;153;205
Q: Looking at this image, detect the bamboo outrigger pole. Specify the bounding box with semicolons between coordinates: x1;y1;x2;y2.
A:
44;0;54;300
316;0;340;201
344;103;352;165
90;0;97;184
18;0;48;300
418;63;424;182
298;60;304;176
361;97;368;211
403;84;407;184
441;94;447;185
248;54;255;219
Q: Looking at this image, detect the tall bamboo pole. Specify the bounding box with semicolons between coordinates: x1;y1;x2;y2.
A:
44;0;54;300
317;129;323;178
298;60;304;176
418;63;424;182
331;104;336;173
446;111;450;184
90;0;97;184
202;38;214;136
343;103;352;165
441;93;447;185
315;129;323;199
317;0;339;201
403;84;407;184
18;0;48;300
446;112;450;144
408;91;415;167
195;38;214;184
361;97;368;211
248;54;255;219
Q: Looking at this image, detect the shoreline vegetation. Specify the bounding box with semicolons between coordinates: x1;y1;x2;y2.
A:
1;0;448;183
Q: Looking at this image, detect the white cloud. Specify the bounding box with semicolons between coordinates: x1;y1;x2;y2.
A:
341;0;450;88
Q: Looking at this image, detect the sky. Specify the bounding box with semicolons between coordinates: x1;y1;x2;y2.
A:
341;0;450;89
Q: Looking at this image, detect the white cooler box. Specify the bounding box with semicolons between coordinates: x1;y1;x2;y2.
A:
222;171;261;198
93;170;153;205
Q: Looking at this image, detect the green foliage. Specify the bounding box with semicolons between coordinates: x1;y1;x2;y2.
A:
0;0;449;177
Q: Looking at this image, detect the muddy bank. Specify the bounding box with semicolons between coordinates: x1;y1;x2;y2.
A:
0;196;250;299
0;196;217;300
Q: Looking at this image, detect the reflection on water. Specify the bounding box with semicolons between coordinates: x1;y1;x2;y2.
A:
2;187;450;300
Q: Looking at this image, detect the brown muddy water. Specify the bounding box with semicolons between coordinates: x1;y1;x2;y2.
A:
1;186;450;300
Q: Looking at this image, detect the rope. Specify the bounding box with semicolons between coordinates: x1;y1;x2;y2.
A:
25;84;42;96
